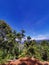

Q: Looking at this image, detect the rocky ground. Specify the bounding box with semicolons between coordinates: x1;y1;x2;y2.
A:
0;57;49;65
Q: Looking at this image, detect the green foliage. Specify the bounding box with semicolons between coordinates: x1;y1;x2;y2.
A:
0;20;49;64
0;20;19;63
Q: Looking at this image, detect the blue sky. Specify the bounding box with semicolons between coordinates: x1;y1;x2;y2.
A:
0;0;49;40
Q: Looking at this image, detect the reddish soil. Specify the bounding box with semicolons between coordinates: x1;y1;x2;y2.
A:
1;57;49;65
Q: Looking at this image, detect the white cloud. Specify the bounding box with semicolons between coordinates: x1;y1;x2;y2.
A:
31;34;49;40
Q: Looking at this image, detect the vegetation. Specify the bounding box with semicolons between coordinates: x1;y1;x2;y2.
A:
0;20;49;64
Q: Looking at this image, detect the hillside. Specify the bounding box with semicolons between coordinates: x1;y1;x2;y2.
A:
0;20;49;64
